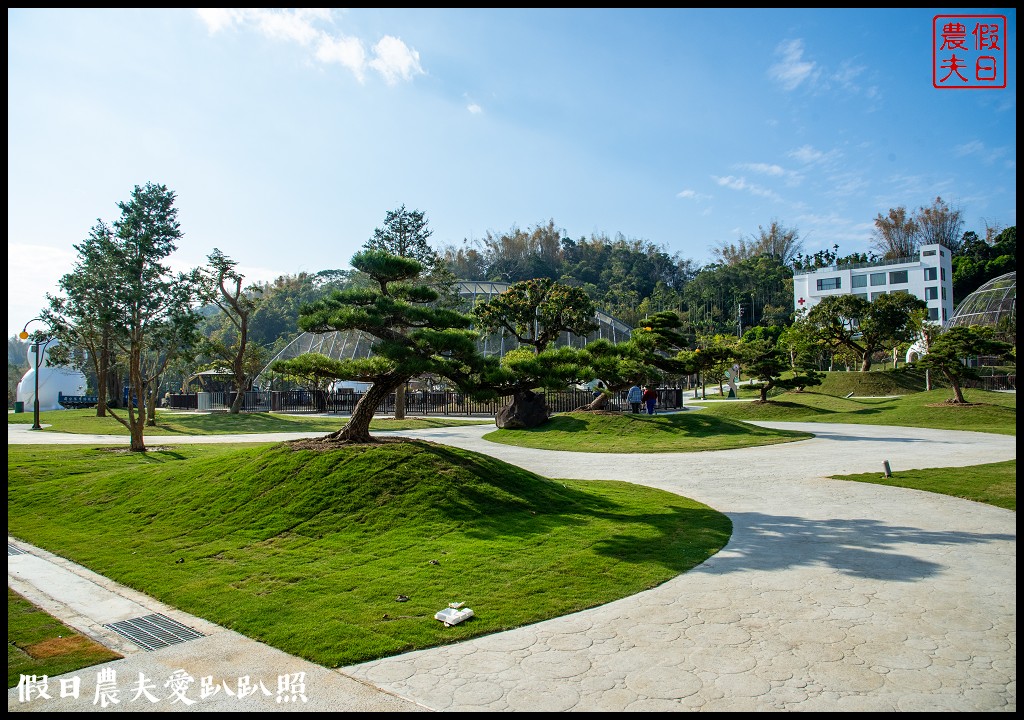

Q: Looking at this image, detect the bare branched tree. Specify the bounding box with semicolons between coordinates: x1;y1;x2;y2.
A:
915;196;965;254
712;219;802;266
871;206;919;259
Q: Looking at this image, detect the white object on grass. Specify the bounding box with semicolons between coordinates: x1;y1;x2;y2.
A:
435;607;474;626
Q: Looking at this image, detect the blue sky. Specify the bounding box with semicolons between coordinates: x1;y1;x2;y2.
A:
7;8;1017;338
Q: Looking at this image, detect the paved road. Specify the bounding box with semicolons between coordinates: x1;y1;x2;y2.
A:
8;419;1017;712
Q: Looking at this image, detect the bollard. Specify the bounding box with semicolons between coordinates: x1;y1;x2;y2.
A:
882;460;891;478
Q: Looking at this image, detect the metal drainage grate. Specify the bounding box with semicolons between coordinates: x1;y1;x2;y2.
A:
8;544;27;556
103;613;205;651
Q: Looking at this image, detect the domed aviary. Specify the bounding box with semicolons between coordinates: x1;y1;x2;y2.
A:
945;272;1015;331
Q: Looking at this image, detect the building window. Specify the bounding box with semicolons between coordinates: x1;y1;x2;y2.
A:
816;277;841;291
854;292;868;300
891;289;909;295
928;308;939;321
925;286;938;300
922;249;937;256
924;267;938;281
870;272;887;286
942;286;946;300
889;270;908;284
852;275;868;288
941;268;946;280
871;291;887;301
942;308;947;321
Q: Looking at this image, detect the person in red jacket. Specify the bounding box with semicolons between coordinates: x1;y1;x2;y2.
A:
642;386;658;415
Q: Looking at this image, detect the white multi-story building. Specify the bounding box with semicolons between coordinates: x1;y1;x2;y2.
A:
793;243;954;324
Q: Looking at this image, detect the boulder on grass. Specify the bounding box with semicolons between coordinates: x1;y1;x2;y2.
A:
495;390;549;429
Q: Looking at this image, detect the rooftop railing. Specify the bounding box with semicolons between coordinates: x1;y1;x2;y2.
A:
793;254;918;277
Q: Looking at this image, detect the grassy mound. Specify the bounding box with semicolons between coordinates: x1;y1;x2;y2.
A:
7;441;730;667
484;411;812;452
6;408;491;435
815;368;934;396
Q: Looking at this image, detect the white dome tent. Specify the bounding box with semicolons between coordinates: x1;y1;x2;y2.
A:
15;339;88;412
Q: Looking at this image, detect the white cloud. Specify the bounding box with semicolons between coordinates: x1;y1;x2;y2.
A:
830;59;865;88
196;8;329;45
768;39;818;91
195;9;422;86
954;140;1009;165
788;144;840;166
369;36;424;86
737;162;785;177
954;140;985;157
826;173;870;198
316;35;367;82
677;189;711;201
195;8;238;33
467;103;483;114
711;175;781;202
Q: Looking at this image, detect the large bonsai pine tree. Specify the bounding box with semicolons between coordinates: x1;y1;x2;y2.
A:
272;249;483;443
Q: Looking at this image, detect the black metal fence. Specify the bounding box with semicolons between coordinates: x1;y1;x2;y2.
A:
165;387;687;415
963;374;1016;391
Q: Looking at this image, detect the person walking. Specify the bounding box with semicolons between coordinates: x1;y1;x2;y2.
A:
642;385;658;415
626;383;643;414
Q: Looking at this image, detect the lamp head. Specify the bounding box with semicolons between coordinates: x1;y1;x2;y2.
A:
19;330;29;340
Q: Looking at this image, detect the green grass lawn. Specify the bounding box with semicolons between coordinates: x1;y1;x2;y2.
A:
827;459;1016;512
7;441;731;668
484;411;813;452
8;588;122;688
7;408;492;435
693;388;1016;436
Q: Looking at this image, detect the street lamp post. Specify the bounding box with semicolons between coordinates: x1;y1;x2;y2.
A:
19;318;50;431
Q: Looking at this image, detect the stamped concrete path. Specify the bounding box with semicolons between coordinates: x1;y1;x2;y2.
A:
7;419;1017;712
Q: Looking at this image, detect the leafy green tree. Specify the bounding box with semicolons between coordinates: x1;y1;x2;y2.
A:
472;343;590;421
738;338;822;403
473;278;598;354
362;205;453;419
200;249;263;413
365;205;441;270
43;221;124;416
48;183;201;451
272;250;484;443
951;226;1015;304
915;326;1014;404
579;311;694;410
695;333;741;396
804;293;926;371
779;314;823;370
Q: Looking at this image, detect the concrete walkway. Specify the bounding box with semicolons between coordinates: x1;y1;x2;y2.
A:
8;419;1017;712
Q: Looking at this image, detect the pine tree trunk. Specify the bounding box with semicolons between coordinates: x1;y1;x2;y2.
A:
96;334;109;417
394;383;407;420
128;344;146;452
324;380;399;443
146;383;157;426
583;393;609;411
943;369;966;403
230;386;245;414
